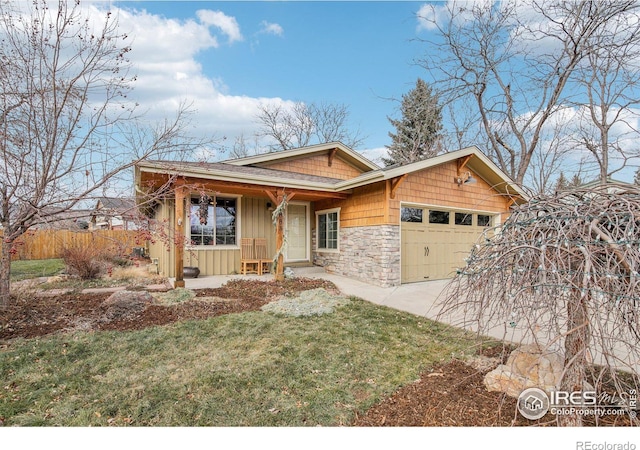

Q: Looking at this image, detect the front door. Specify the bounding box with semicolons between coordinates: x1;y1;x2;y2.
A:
286;203;309;262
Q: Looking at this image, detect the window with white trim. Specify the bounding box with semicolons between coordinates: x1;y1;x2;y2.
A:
189;196;237;246
316;208;339;251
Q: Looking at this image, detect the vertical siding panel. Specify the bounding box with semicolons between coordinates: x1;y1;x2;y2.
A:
146;196;274;277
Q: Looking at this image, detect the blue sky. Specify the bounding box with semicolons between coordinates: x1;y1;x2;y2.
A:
106;1;433;164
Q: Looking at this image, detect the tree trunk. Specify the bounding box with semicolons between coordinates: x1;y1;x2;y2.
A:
0;237;13;309
559;289;590;426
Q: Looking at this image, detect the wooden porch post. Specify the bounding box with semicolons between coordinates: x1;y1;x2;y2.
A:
265;188;295;282
274;192;285;282
174;185;186;288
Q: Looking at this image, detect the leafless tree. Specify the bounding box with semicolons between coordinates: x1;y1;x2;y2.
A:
229;134;260;158
438;185;640;426
0;0;207;307
256;101;364;151
308;102;365;150
420;0;640;189
524;115;577;195
569;7;640;182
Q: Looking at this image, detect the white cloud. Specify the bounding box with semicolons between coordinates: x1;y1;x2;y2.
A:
10;3;313;161
259;20;284;37
416;3;443;32
70;4;295;158
416;0;496;33
196;9;243;43
359;147;387;167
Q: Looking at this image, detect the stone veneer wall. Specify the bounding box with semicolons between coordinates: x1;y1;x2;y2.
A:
312;225;401;287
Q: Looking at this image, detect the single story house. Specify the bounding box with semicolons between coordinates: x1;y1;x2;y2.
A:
134;142;527;287
30;208;92;230
90;197;141;231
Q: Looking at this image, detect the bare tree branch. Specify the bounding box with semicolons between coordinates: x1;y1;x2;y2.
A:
437;184;640;426
0;0;209;306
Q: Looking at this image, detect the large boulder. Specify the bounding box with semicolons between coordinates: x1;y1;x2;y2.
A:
100;290;157;323
484;344;564;398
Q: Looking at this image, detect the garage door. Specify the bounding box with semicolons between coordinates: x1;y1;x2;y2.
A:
401;206;493;283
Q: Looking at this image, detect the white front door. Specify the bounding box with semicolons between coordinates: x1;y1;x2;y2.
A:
286;203;309;262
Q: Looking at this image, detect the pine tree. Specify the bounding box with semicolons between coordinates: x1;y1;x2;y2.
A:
555;172;583;193
554;172;569;192
383;78;443;166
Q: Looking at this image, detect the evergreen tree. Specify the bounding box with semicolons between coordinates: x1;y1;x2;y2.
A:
383;78;443;166
555;172;583;193
554;172;569;192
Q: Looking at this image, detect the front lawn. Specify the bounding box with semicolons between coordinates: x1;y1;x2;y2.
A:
10;259;65;282
0;295;475;426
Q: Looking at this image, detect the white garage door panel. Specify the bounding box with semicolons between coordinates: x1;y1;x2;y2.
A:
400;225;423;282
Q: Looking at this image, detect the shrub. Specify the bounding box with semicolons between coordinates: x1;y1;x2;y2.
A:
61;244;104;280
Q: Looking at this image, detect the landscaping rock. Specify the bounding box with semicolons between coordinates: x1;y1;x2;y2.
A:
483;344;564;397
46;275;69;284
100;290;157;323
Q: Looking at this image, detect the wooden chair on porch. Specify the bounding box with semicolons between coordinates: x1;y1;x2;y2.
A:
240;238;261;275
254;238;271;275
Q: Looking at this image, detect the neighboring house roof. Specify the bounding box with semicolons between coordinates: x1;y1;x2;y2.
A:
136;144;527;202
91;197;142;230
580;177;638;192
96;197;137;213
32;208;93;230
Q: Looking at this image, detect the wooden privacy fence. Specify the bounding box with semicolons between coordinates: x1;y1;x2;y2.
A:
4;230;145;261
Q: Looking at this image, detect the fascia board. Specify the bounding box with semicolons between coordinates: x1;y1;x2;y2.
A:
333;170;385;190
466;151;529;200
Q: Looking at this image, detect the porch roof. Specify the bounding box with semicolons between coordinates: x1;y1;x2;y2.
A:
138;159;345;189
136;159;355;203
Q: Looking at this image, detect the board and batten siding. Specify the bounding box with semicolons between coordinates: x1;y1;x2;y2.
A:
148;196;275;278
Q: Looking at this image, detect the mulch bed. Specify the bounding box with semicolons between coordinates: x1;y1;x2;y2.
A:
0;278;336;339
0;278;635;427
